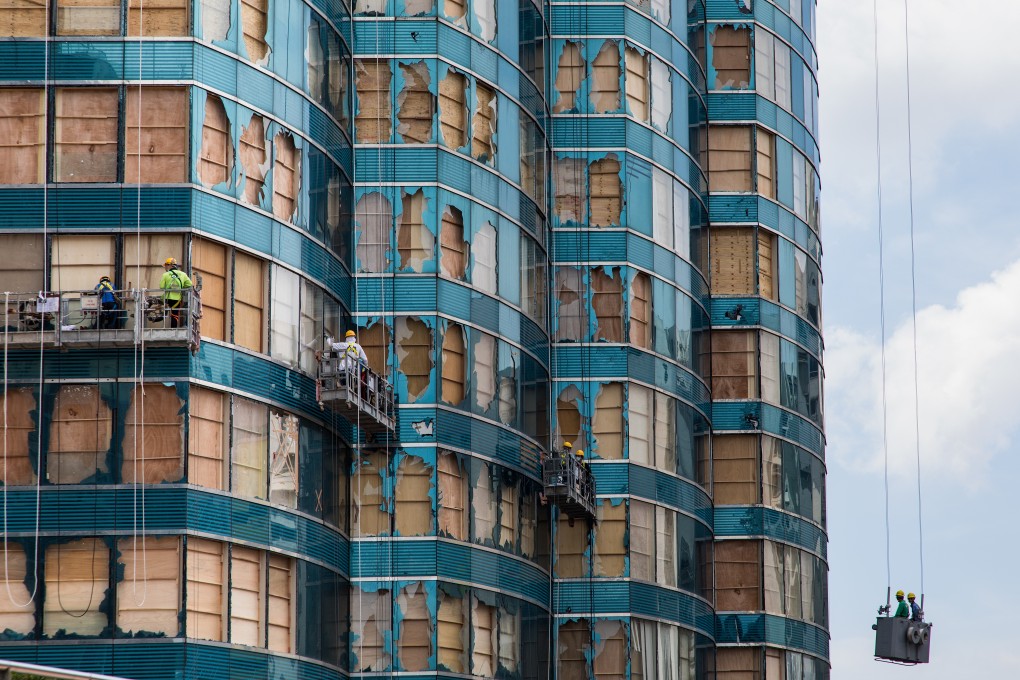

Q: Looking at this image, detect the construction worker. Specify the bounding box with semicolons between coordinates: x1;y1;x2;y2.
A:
894;590;908;618
159;257;192;328
94;275;118;329
561;441;573;462
574;447;586;467
908;593;922;622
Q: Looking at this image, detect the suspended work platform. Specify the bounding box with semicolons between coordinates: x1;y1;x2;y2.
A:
317;353;396;435
542;452;597;523
874;616;932;664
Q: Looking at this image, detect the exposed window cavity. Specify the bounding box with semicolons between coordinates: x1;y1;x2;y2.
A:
186;538;226;641
471;82;496;164
0;89;44;183
498;346;517;426
711;25;751;89
397;189;433;272
591;40;621;113
43;539;109;636
307;20;324;103
593;382;623;460
440;205;468;279
233;251;265;352
629;383;652;465
199;94;232;188
710;225;755;293
359;318;391;377
54;87;118;183
117;536;180;636
0;388;36;485
352;449;390;536
471;221;497;294
269;410;299;507
594;499;626;576
759;330;780;404
188;386;226;490
653;390;675;471
475;0;496;42
438;450;468;540
555;267;586;341
396;316;434;402
471;593;498;676
0;543;34;635
200;0;230;41
593;619;627;676
356;59;393;143
474;332;496;411
270;265;300;366
589;153;622;226
439;69;468;149
629;271;651;348
272;131;300;221
238;115;267;205
352;587;392;671
554;383;583;448
554;156;586;224
232;396;268;499
441;322;466;405
396;582;433;671
624;46;649;121
553;41;584;114
591;266;624;342
125;87;187;183
438;585;470;672
123;384;184;483
240;0;270;65
498;475;518;550
395;453;433;536
715;539;761;611
397;62;434;143
498;603;520;673
711;329;757;399
355;191;392;273
48;385;111;484
442;0;466;27
651;0;670;23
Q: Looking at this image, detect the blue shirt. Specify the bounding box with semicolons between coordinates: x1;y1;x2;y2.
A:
910;601;922;621
95;280;116;304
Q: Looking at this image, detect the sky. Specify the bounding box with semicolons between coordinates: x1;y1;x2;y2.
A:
817;0;1020;677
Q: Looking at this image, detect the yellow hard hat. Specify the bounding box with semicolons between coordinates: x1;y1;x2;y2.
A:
908;593;916;600
99;275;110;281
896;590;904;598
563;441;572;449
575;449;584;457
345;330;356;338
164;257;177;266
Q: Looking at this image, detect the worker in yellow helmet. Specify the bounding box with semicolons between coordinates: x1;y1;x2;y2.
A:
159;257;192;328
908;593;922;622
894;590;908;618
331;329;368;369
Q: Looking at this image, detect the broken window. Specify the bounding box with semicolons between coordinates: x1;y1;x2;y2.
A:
440;205;468;279
439;69;468;149
628;383;651;465
498;345;518;426
355;191;392;273
54;88;118;182
471;221;497;294
555;268;586;341
117;536;181;636
555;514;587;578
499;479;518;550
589;154;622;226
0;388;36;485
471;593;498;676
442;0;466;26
591;41;621;113
356;60;393;143
230;546;263;646
48;385;112;484
711;226;755;293
594;500;626;577
438;450;468;539
711;330;757;399
592;267;624;342
761;435;783;509
441;321;467;405
240;0;269;64
191;238;229;341
520;486;537;557
711;25;751;89
557;619;590;679
554;156;586;224
57;0;118;34
186;538;226;641
200;0;230;40
359;319;391;377
123;384;184;484
498;605;520;672
474;332;496;412
352;587;392;671
0;543;34;635
233;251;265;353
404;0;433;15
652;166;674;250
713;434;758;505
554;41;584;113
0;0;45;36
471;460;496;544
188;386;226;490
629;271;651;348
656;506;677;587
270;265;300;367
715;539;761;611
395;454;433;536
630;499;654;580
199;94;232;188
300;279;324;374
267;553;293;652
43;539;109;636
397;189;433;272
650;57;671;130
232;397;268;499
758;229;777;300
708;125;752;192
593;619;627;677
475;0;495;42
471;82;496;164
625;46;649;122
631;618;657;680
555;383;583;448
269;410;299;507
129;0;187;35
397;62;434;144
272;131;300;221
592;382;623;459
239;114;268;206
352;450;390;536
396;582;433;671
754;29;775;101
396;316;434;402
125;86;188;183
759;331;780;404
653;390;675;472
0;88;45;183
438;585;469;672
354;0;385;13
307;20;324;103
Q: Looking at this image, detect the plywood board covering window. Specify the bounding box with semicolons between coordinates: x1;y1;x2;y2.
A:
395;454;433;536
711;330;757;399
625;46;650;121
439;70;467;149
471;83;496;163
397;189;433;272
123;233;183;291
129;0;188;35
593;382;623;459
438;588;469;672
440;205;468;279
438;451;468;539
233;251;265;352
355;192;392;273
554;41;583;113
471;596;497;676
629;271;651;348
199;94;232;188
708;125;752;192
711;25;751;88
396;317;433;402
593;619;627;677
44;539;109;636
555;515;586;578
240;0;269;63
188;386;226;489
716;648;761;677
474;332;496;411
713;434;758;505
272;131;300;221
397;62;434;144
756;126;775;198
358;320;390;378
230;546;263;646
710;227;755;294
54;88;118;182
352;588;391;671
191;238;229;340
589;154;622;226
758;230;777;300
554;156;586;224
126;87;188;183
396;582;432;671
353;450;389;536
0;88;45;183
591;41;621;113
267;554;293;652
715;539;761;611
0;388;37;485
57;0;119;35
356;60;392;143
0;544;34;635
592;267;624;342
48;385;111;484
499;482;518;550
0;234;43;291
186;538;225;640
441;323;466;405
557;619;589;679
239;114;268;206
123;384;184;483
51;234;114;291
0;0;46;36
594;500;626;576
117;537;181;636
231;397;268;499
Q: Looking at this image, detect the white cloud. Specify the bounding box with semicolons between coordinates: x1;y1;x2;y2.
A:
825;257;1020;485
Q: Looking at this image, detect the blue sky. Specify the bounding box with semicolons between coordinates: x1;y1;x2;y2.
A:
818;0;1020;676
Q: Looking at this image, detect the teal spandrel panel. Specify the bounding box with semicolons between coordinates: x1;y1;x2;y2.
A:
625;464;713;527
554;581;715;639
712;402;824;459
0;347;190;382
714;507;827;558
715;613;829;659
122;40;195;80
0;41;46;80
706;91;756;120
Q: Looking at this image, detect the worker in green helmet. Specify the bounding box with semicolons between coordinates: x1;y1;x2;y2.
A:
894;590;909;617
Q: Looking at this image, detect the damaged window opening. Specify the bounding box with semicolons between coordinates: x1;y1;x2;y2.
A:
714;434;759;505
475;0;496;42
352;449;390;536
498;346;518;426
126;87;187;183
267;553;294;653
591;40;621;113
711;330;757;399
554;41;583;114
629;383;651;465
397;582;433;671
355;191;392;273
0;0;46;36
471;460;496;545
440;205;468;279
759;331;780;405
474;332;496;411
592;267;624;342
442;0;466;27
234;250;265;353
710;226;755;294
471;593;498;676
555;514;587;578
630;499;654;580
307;20;324;103
629;271;651;348
0;388;36;485
396;316;434;402
653;390;676;471
239;115;267;206
708;125;752;192
127;0;188;36
359;319;391;377
625;46;649;122
554;156;586;224
397;62;434;144
192;237;229;342
715;539;761;611
397;189;433;272
356;59;393;143
199;94;232;188
499;477;518;550
232;396;268;499
555;383;583;448
189;386;226;490
123;384;184;484
48;384;112;484
405;0;433;14
555;267;586;341
240;0;269;64
439;69;468;149
594;500;626;577
438;586;469;672
711;25;751;89
395;454;433;536
272;131;300;221
593;382;623;459
269;410;299;508
117;536;180;636
186;538;226;641
200;0;230;41
438;450;468;540
0;88;45;183
472;82;496;164
589;154;622;227
758;228;777;300
650;57;671;131
498;604;521;673
471;221;497;295
593;619;627;676
441;321;467;405
43;539;110;636
0;543;34;635
557;619;590;678
352;588;392;671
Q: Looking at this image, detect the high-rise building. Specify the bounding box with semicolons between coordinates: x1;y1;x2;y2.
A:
0;0;826;677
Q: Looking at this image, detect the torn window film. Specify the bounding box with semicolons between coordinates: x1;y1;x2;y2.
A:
199;94;232;188
755;127;776;200
0;543;34;635
519;486;537;557
0;388;36;485
471;460;496;544
233;251;265;352
471;82;496;164
554;383;583;448
708;125;752;192
650;56;671;130
240;0;270;64
43;538;110;636
593;382;623;459
272;131;300;221
554;156;586;224
592;267;624;342
591;40;621;113
761;435;782;509
710;226;755;293
440;205;468;279
299;278;324;374
555;267;586;342
125;87;188;180
594;500;626;577
354;0;385;13
397;62;434;144
355;191;392;273
592;619;627;677
267;554;293;652
404;0;433;14
475;0;495;42
473;331;496;412
711;25;750;88
356;60;393;143
396;582;433;671
498;345;518;426
307;20;324;103
395;454;433;536
624;45;649;121
200;0;229;41
652;166;675;250
188;386;226;490
396;316;434;402
352;587;392;671
442;0;466;27
589;154;622;226
471;221;497;294
0;0;46;36
117;536;181;636
397;189;433;272
441;321;467;405
352;450;390;536
269;410;299;508
629;271;651;348
629;499;654;580
715;540;761;611
54;88;118;182
631;618;656;680
123;384;184;483
557;619;589;679
471;594;498;676
57;0;118;34
553;41;583;113
231;396;268;499
191;237;229;341
439;69;468;149
239;114;268;206
48;385;111;484
186;538;226;641
628;383;651;465
0;88;45;183
438;450;468;539
438;586;469;672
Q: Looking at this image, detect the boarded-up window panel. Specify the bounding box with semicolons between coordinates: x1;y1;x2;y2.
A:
397;189;433;272
123;233;184;291
625;46;650;121
234;251;264;353
186;538;225;641
192;238;229;341
199;95;232;188
756;127;775;198
712;26;751;89
441;323;466;405
239;115;267;206
188;386;225;490
0;88;44;183
272;132;300;221
0;388;37;485
555;514;586;578
43;539;109;636
711;330;757;399
442;0;465;25
593;619;627;679
123;384;184;483
230;546;263;646
397;62;434;144
713;435;758;505
709;125;752;192
711;227;755;295
592;267;624;342
594;500;626;577
0;0;45;36
440;206;468;279
48;385;112;484
56;0;119;35
438;589;469;672
355;191;392;273
117;537;180;636
352;588;391;671
397;317;434;402
558;619;589;680
54;88;118;182
758;230;777;300
554;41;584;113
359;320;391;378
51;234;114;292
353;450;389;537
0;544;34;634
628;383;651;465
629;272;651;348
128;0;188;35
591;40;621;113
240;0;269;63
395;454;433;536
396;582;432;672
555;156;586;224
555;384;582;448
471;83;496;163
439;70;467;149
589;155;622;227
438;451;467;540
0;234;43;291
765;647;784;679
470;460;496;543
471;596;497;677
555;267;586;342
715;540;761;611
593;382;623;459
716;647;762;679
356;60;392;143
125;86;188;183
231;397;267;499
267;554;293;653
